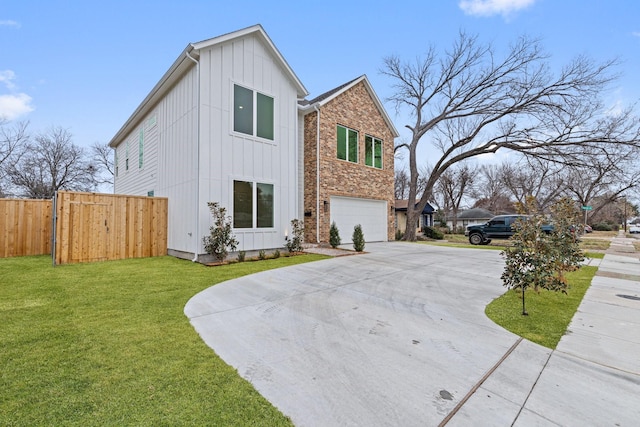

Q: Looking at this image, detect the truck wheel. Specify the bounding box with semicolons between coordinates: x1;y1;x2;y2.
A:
469;233;484;245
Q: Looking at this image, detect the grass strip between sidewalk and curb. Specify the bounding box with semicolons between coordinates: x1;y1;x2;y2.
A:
485;266;598;349
0;254;328;426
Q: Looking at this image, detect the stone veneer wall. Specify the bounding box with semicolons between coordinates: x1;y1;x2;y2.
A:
303;81;395;243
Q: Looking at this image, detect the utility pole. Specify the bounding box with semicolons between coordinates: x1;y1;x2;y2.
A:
624;196;627;233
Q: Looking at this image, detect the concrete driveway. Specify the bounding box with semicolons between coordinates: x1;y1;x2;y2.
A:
185;242;640;426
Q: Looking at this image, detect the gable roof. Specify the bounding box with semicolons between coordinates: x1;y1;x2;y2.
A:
191;25;307;96
109;24;308;148
394;200;435;214
299;75;399;138
449;208;494;221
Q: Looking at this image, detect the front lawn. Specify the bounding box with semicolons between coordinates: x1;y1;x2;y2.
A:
0;254;327;426
485;266;597;349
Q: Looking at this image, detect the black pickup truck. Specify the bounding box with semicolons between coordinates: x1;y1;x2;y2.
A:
464;215;553;245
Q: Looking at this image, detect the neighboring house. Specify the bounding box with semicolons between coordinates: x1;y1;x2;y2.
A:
109;25;396;259
446;207;494;231
299;76;398;244
395;200;435;235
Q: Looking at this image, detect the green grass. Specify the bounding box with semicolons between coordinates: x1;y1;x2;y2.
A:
430;233;611;254
485;266;598;349
584;251;605;259
0;254;327;426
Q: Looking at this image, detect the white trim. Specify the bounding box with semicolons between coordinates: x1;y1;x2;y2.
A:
312;75;399;138
109;25;308;149
230;177;277;231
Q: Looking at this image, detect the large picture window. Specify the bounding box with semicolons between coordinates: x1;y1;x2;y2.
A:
233;84;274;140
233;180;274;229
337;125;358;163
365;135;383;169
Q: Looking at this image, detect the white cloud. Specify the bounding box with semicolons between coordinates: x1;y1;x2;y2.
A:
0;70;17;90
0;20;21;28
0;70;34;120
633;31;640;38
459;0;536;18
0;93;34;120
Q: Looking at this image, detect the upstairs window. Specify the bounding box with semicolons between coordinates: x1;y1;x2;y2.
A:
365;135;383;169
337;125;358;163
233;84;274;140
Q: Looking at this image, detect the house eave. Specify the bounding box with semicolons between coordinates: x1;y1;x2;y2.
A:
109;24;309;148
192;24;308;98
108;45;197;148
305;75;399;138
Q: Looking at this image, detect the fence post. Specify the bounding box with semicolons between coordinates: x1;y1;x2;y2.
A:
51;192;57;267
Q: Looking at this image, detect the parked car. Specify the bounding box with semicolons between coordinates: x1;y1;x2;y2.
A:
583;224;593;233
629;224;640;234
465;215;553;245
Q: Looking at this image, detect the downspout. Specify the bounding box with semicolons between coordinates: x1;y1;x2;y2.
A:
313;105;321;243
186;47;200;262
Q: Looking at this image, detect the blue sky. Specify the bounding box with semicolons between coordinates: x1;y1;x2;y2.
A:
2;0;639;158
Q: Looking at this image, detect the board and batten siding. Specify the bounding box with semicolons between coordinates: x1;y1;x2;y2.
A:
114;65;199;254
196;33;300;253
113;31;302;257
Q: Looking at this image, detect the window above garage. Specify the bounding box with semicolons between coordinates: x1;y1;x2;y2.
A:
365;135;382;169
337;125;358;163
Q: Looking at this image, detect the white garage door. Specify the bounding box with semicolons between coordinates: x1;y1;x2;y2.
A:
330;197;388;244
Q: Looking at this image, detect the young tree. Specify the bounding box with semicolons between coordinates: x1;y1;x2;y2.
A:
285;218;305;253
383;32;640;241
7;126;96;198
501;196;583;315
202;202;238;262
352;224;365;252
329;221;341;248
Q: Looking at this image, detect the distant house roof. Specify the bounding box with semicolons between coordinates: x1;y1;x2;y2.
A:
395;200;434;214
448;208;494;221
299;75;400;138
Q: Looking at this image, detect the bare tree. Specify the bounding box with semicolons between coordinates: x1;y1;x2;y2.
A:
383;32;640;241
563;144;640;224
0;120;29;197
394;168;410;200
472;164;512;213
7;126;97;199
500;157;565;212
434;162;476;231
91;142;115;191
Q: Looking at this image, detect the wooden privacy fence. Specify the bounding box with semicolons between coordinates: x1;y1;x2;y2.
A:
54;191;168;264
0;192;168;264
0;198;53;257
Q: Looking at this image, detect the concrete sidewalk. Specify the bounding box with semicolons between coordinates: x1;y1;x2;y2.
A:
185;236;640;426
447;232;640;426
